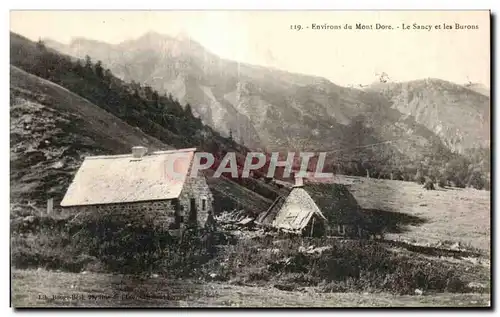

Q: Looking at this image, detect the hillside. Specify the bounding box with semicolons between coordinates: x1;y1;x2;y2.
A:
43;32;483;182
10;65;167;203
464;83;490;98
367;79;490;153
44;34;460;154
10;33;286;210
12;31;490;190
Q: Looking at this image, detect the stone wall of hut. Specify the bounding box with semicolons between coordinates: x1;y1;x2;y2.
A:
62;200;177;230
62;176;214;230
178;176;214;227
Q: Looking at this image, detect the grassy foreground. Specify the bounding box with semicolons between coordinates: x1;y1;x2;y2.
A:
10;176;491;308
11;269;490;308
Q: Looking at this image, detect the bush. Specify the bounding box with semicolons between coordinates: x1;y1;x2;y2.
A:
438;178;447;188
11;212;472;296
467;171;486;190
423;180;435;190
201;237;470;295
415;170;426;185
11;211;220;277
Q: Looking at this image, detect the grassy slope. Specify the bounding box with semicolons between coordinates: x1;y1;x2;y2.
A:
333;175;491;253
11;269;490;307
11;65;168;150
10;65;168;203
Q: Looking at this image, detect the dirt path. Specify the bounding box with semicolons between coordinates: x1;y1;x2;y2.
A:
11;269;490;308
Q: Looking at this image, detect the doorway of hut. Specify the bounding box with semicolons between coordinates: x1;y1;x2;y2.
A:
304;215;326;237
188;198;197;225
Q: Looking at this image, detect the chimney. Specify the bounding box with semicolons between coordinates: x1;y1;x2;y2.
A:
132;146;148;159
294;176;304;187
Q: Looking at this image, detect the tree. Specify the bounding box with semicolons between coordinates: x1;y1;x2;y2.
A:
467;170;485;190
184;103;194;119
103;69;113;86
152;90;159;105
72;59;84;75
144;85;154;100
167;93;174;103
444;157;469;188
94;60;104;78
84;55;92;69
36;38;46;51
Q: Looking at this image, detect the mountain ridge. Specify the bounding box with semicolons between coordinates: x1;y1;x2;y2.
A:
10;31;490;191
42;32;489;156
366;79;490;153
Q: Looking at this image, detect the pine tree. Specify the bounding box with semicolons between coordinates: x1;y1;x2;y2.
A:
184;103;194;118
95;60;104;78
84;55;92;72
73;59;84;74
36;37;46;51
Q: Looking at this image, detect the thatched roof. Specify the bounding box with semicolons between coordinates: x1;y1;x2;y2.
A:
260;182;364;231
205;173;273;215
60;148;196;207
301;183;364;225
270;187;327;232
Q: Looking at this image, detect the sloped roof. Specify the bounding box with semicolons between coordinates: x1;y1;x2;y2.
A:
204;169;273;214
301;182;365;225
271;187;327;231
60;148;196;207
257;195;286;225
263;181;365;231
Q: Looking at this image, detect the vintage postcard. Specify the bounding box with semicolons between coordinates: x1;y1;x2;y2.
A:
9;10;491;308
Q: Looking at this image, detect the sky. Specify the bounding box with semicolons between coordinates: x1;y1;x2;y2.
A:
10;10;490;87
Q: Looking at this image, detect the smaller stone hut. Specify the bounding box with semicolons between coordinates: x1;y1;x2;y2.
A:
258;177;365;237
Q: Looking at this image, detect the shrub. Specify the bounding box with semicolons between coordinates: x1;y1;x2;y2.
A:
11;212;472;296
423;180;435;190
415;170;426;184
202;237;471;295
11;211;220;277
438;178;447;188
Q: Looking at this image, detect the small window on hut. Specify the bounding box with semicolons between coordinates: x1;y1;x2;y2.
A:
189;198;197;223
171;199;182;228
201;198;207;211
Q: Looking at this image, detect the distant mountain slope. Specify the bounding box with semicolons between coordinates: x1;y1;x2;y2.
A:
44;33;488;157
464;83;490;98
10;65;168;202
10;33;286;210
368;79;490;153
43;32;475;177
42;33;437;152
15;31;489;190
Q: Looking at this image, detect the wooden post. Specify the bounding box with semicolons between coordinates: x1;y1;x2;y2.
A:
310;217;315;237
46;198;53;215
